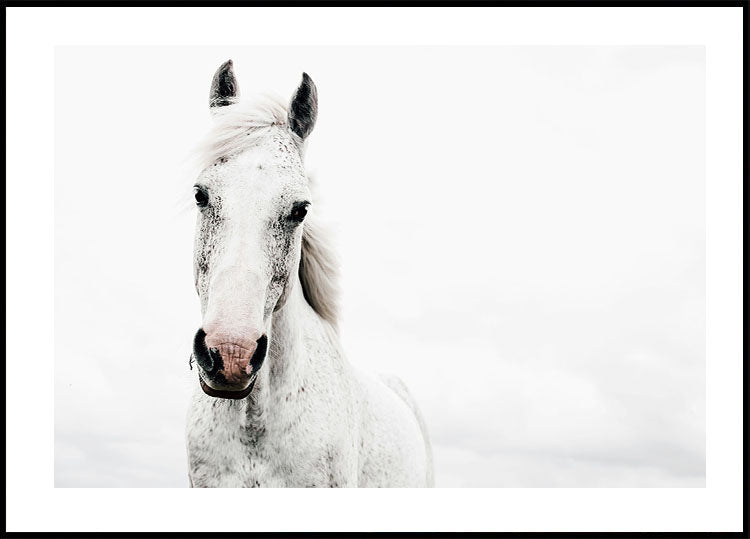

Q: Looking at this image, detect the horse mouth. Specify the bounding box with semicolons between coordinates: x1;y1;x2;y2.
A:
199;374;257;400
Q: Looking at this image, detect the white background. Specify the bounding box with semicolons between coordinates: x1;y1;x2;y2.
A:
7;6;743;532
54;45;706;489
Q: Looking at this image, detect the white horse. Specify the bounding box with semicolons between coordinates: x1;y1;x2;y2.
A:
185;60;434;487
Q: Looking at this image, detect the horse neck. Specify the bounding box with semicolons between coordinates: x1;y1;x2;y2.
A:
266;277;314;390
244;275;333;423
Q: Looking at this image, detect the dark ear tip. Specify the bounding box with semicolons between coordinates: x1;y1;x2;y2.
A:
214;60;233;75
288;72;318;140
210;59;239;109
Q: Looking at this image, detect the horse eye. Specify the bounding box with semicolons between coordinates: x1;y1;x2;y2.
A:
194;187;209;208
288;203;309;223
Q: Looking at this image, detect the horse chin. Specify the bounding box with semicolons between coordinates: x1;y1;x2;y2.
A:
199;376;257;400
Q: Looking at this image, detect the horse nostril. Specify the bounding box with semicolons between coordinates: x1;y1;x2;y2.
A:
192;328;216;374
251;334;268;373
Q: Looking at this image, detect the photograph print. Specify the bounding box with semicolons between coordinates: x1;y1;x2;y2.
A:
55;45;706;488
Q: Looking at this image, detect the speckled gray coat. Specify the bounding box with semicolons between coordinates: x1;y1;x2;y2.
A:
185;62;433;488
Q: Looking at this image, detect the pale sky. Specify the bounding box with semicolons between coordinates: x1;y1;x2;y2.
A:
55;46;705;487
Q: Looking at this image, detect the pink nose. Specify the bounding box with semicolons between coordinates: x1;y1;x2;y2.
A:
195;329;268;387
205;337;257;384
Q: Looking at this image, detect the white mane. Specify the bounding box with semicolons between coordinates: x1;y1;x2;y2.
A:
195;95;340;329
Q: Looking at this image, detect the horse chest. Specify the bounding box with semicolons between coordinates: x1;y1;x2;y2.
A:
187;393;358;487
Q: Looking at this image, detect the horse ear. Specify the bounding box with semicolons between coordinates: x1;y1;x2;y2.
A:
209;59;239;110
288;73;318;140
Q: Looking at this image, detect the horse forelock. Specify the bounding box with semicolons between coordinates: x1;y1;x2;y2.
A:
195;93;289;172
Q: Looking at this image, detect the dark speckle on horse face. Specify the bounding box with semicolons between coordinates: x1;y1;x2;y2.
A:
326;448;338;487
263;208;303;318
193;191;224;300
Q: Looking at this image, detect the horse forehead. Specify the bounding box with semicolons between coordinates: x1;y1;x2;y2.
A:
229;155;306;197
232;147;307;195
208;153;304;213
256;134;306;179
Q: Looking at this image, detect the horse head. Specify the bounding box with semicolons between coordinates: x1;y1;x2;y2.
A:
191;60;318;399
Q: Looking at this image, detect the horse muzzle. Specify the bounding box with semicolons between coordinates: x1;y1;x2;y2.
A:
192;328;268;399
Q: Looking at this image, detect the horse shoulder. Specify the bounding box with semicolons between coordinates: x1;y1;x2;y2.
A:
352;368;433;487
